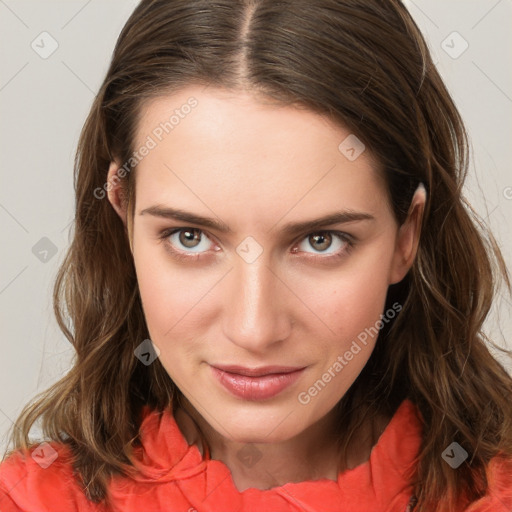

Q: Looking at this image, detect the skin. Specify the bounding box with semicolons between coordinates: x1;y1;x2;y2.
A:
107;85;426;491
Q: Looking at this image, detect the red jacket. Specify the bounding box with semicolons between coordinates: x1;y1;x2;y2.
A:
1;399;511;511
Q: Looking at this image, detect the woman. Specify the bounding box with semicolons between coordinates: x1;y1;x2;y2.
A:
1;1;511;511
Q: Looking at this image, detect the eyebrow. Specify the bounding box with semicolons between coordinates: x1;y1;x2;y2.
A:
139;205;375;236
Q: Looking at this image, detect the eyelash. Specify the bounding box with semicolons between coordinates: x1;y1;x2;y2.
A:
156;227;355;263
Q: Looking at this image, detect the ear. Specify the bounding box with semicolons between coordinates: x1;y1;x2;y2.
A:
388;183;427;285
106;160;128;227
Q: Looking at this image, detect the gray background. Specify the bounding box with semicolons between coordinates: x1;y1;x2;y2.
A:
1;0;511;453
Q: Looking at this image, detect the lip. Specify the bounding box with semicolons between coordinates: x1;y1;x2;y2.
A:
210;364;306;401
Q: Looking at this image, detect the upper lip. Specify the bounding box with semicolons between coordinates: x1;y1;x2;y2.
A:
212;364;306;377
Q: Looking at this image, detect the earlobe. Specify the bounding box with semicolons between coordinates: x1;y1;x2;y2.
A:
106;160;128;227
389;183;427;285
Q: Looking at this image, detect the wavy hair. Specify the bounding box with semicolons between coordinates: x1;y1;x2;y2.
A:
3;1;512;510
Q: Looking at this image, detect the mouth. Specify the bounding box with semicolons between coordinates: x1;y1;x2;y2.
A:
210;364;307;401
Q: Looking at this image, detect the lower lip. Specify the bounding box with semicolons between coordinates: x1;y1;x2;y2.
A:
210;366;306;401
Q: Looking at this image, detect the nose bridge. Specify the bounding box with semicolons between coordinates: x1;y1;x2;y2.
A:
223;249;290;352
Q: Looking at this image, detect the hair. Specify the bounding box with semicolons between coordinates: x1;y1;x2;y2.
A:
3;0;512;510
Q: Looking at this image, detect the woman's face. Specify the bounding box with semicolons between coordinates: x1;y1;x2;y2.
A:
108;85;420;443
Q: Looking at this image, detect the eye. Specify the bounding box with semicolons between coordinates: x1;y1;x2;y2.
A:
159;227;216;257
157;227;355;261
292;231;354;260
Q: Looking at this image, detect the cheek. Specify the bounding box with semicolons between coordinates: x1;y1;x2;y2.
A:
294;251;394;342
134;257;206;382
293;267;392;408
336;272;389;336
132;244;199;341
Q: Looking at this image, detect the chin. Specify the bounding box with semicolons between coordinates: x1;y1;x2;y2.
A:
212;405;305;443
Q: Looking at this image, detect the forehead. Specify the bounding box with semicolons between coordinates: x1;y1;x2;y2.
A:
131;85;390;226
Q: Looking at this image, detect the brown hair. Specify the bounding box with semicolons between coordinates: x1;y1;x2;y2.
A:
3;1;512;510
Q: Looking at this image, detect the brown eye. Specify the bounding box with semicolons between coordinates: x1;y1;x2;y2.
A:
308;232;333;252
161;227;215;256
178;228;202;249
293;230;353;260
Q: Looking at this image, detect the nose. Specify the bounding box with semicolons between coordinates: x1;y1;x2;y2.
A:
222;255;292;354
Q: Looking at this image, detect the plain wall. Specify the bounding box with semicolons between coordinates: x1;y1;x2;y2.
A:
1;0;511;453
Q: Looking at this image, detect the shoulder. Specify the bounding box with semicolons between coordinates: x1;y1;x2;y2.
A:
401;398;512;512
0;441;103;512
462;453;512;512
